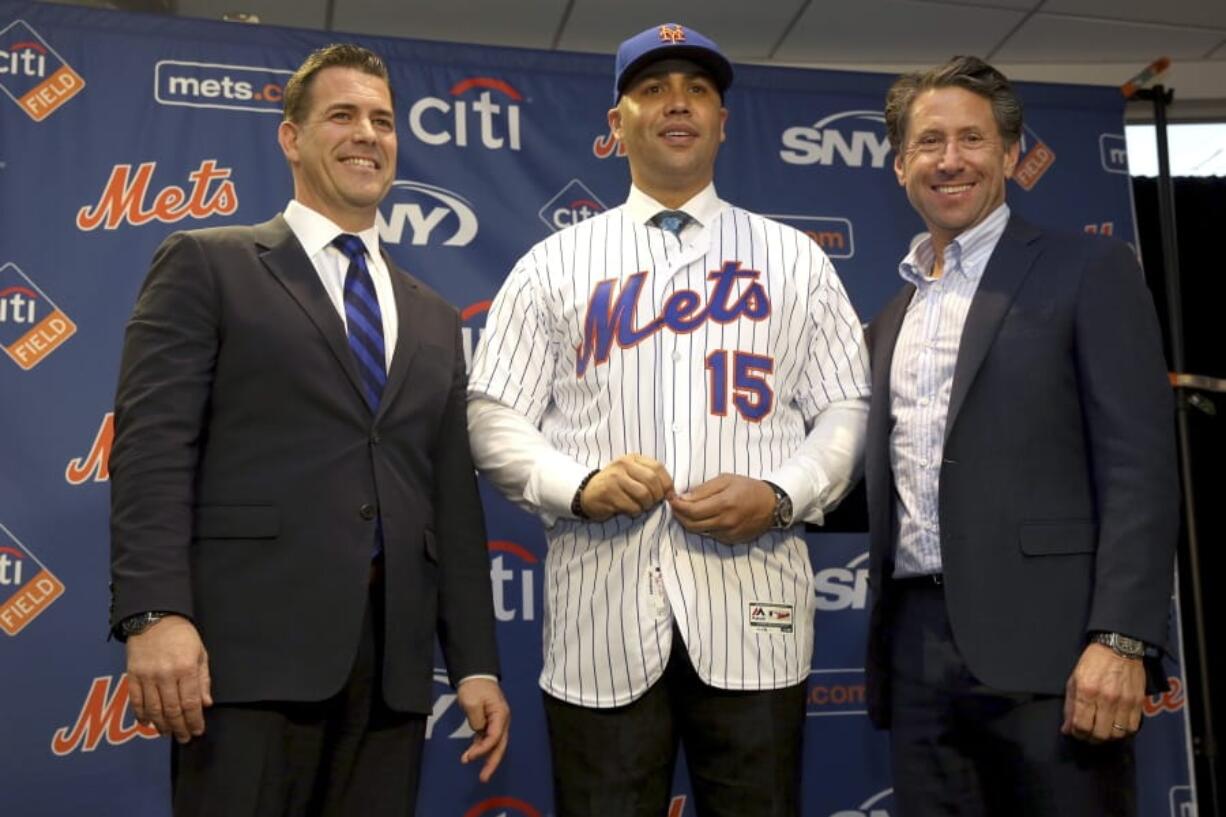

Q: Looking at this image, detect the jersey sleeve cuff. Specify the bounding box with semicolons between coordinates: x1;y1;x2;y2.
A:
525;452;596;527
764;465;825;525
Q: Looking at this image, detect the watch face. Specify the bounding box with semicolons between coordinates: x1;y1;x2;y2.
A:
1116;634;1145;655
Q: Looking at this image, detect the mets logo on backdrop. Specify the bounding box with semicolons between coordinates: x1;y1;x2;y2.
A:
0;20;85;121
51;674;158;754
76;159;238;231
0;521;66;636
0;262;77;370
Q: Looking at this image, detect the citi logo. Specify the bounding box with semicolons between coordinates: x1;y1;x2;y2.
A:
0;20;85;121
830;787;894;817
0;39;46;77
154;60;290;114
408;77;523;151
51;675;158;755
539;179;607;232
0;546;25;587
376;180;478;247
0;522;66;636
814;551;868;611
460;299;490;374
780;110;891;168
489;540;537;623
0;263;77;371
463;797;543;817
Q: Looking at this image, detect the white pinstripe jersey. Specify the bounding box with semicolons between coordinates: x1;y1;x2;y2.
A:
469;188;870;707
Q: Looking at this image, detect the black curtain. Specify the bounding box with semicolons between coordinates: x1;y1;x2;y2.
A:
1133;175;1226;812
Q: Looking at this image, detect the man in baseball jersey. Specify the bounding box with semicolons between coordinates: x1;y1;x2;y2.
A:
468;22;870;817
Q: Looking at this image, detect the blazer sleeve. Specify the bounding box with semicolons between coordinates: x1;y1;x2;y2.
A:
1076;239;1179;651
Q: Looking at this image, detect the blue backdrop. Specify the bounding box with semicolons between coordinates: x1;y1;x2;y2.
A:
0;2;1195;815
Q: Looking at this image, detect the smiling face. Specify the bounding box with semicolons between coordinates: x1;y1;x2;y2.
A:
894;86;1019;252
277;66;396;232
608;58;727;208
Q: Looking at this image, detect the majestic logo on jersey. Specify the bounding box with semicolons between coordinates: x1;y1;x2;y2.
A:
0;20;85;121
807;668;868;718
815;551;869;611
539;179;607;232
577;263;769;377
829;786;894;817
76;160;239;231
489;540;538;622
0;262;77;370
66;412;113;484
749;601;794;633
377;180;478;247
0;522;65;636
408;77;524;151
1099;133;1128;174
1013;125;1055;191
765;214;855;259
51;675;159;754
658;24;686;44
154;60;290;114
780;110;891;169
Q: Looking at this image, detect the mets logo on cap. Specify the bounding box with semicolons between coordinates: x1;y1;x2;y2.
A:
658;24;686;44
0;262;77;370
0;20;85;121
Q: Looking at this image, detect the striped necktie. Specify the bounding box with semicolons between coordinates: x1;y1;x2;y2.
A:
332;234;386;412
652;209;691;237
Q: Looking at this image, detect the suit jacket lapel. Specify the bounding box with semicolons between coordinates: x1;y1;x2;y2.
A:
254;215;367;405
378;254;422;420
944;215;1044;440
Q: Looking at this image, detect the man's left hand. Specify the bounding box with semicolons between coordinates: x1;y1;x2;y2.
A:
669;474;777;544
456;677;510;782
1061;643;1146;742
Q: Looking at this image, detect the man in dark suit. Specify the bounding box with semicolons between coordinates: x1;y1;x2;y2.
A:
109;44;507;816
865;56;1178;816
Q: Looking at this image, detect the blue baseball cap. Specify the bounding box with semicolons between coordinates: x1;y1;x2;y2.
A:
613;23;734;103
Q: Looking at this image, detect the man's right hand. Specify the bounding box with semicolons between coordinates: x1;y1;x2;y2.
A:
125;614;212;743
580;454;675;521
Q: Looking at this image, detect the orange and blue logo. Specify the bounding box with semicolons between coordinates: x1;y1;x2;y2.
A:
658;24;687;44
0;20;85;121
0;522;65;636
0;262;76;370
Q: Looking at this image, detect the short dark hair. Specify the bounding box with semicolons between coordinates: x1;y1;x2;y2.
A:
282;43;392;124
884;56;1022;152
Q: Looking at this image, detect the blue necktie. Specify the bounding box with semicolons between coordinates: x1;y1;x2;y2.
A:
332;234;386;412
652;209;691;237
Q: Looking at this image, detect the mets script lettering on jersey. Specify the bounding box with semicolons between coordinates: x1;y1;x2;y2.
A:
577;261;769;377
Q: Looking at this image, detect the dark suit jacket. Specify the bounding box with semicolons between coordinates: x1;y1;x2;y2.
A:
110;215;498;714
864;215;1178;728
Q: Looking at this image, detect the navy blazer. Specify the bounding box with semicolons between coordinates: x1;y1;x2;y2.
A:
864;215;1178;727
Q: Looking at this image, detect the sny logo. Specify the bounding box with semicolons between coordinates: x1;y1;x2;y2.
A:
377;180;478;247
489;540;538;622
780;111;891;169
539;179;607;232
0;522;66;636
66;412;113;484
765;215;855;260
51;675;158;754
814;551;869;611
155;60;290;114
0;262;77;370
408;77;524;151
76;160;238;231
0;20;85;121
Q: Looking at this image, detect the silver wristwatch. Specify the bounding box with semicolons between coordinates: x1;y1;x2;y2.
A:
1091;631;1146;660
118;611;169;640
764;481;794;529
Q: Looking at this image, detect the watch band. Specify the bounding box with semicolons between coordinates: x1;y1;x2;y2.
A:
571;469;600;520
117;611;169;641
763;481;794;529
1091;631;1146;660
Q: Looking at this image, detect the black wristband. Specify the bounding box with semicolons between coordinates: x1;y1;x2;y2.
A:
571;469;600;519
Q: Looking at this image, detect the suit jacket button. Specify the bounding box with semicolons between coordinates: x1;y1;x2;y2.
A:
359;503;377;520
370;431;381;445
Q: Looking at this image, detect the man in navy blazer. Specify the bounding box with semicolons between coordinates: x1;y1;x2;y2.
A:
109;44;507;816
865;56;1178;816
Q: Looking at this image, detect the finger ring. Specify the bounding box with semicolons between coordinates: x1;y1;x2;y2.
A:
1112;723;1127;731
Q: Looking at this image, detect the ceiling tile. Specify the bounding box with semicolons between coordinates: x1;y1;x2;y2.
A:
328;0;570;48
774;0;1025;63
996;14;1225;62
1043;0;1226;29
175;0;329;30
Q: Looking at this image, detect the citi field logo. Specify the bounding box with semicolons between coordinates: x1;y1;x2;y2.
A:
76;160;239;231
780;110;891;169
830;787;894;817
807;668;868;717
427;667;476;741
814;551;869;611
0;522;66;636
154;60;290;114
539;179;607;232
50;674;158;755
0;20;85;121
463;797;543;817
1013;125;1056;191
592;125;627;159
764;214;855;260
1100;133;1128;174
490;540;538;622
66;412;113;484
377;180;478;247
408;77;524;151
0;263;76;370
460;299;490;374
